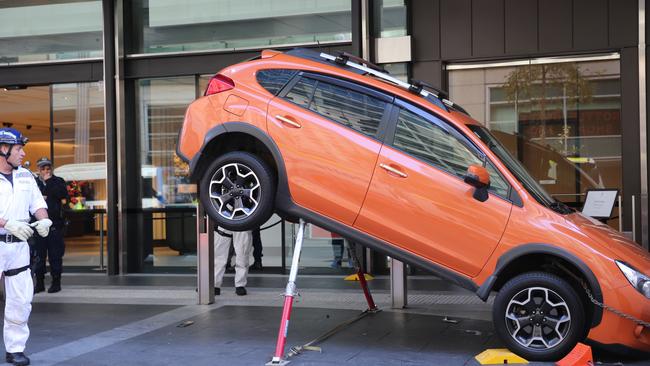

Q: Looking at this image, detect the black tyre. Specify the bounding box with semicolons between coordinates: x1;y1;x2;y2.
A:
199;151;275;231
493;272;586;362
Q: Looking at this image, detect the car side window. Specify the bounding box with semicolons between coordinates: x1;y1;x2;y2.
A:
392;108;510;198
256;69;298;95
308;80;386;138
284;77;317;108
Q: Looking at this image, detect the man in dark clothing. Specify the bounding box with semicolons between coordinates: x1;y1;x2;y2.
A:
34;157;68;294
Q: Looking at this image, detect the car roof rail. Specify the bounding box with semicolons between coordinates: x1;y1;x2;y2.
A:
410;79;470;116
319;51;469;115
332;51;386;73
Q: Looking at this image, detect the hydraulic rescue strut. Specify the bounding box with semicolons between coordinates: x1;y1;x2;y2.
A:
267;220;379;366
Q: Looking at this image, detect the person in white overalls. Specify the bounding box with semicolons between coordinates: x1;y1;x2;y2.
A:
214;227;252;296
0;128;51;366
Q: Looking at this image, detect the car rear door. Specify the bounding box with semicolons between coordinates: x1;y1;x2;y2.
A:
267;72;393;225
354;100;513;277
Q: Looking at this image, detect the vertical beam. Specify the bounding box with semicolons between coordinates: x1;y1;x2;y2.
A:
640;0;648;249
361;0;370;60
102;0;119;274
390;258;407;309
196;200;214;305
352;0;362;57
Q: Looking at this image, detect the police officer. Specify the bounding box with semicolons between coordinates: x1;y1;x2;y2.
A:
0;128;51;365
34;157;68;294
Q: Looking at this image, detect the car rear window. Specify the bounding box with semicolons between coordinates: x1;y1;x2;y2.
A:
256;69;298;95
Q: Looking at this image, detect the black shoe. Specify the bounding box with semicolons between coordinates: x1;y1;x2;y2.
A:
48;276;61;293
235;287;247;296
251;259;263;270
6;352;30;365
34;276;45;294
194;287;220;295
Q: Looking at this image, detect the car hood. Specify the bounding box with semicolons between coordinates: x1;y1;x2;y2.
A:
565;212;650;274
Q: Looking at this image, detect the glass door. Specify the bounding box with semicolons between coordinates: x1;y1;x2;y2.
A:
0;82;107;270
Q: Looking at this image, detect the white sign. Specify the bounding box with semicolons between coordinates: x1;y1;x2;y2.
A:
582;190;618;218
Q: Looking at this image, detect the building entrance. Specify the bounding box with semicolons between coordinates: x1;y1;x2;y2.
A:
0;82;107;270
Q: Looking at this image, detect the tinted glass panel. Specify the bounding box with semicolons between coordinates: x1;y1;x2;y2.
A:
129;0;352;54
449;58;622;226
284;77;317;108
373;0;407;38
393;108;509;197
309;81;386;138
256;69;298;95
0;1;102;63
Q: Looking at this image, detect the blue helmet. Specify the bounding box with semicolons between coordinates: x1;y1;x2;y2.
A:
0;128;27;146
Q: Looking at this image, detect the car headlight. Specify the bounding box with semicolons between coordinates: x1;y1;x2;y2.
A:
616;260;650;299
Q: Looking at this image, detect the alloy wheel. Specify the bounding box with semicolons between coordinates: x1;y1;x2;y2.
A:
504;286;571;350
208;162;261;221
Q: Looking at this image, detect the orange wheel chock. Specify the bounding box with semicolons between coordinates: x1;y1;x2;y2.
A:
555;343;593;366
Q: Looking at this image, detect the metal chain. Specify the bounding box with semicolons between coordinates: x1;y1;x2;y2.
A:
582;283;650;328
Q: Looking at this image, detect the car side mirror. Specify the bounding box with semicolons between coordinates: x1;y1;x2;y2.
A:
464;164;490;202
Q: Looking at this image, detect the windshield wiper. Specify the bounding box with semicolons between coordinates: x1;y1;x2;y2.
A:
549;201;574;214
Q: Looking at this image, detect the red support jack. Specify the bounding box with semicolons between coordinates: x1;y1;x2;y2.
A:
356;267;378;312
350;242;378;312
267;219;306;366
267;223;380;365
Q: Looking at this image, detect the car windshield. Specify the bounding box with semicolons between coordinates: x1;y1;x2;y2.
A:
468;125;572;213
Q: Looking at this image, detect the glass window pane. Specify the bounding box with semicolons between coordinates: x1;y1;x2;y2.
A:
137;77;196;208
136;76;198;271
51;82;106;269
0;1;102;63
393;108;509;197
449;58;622;227
284;77;317;108
52;82;106;167
373;0;407;38
256;69;298;96
309;81;386;138
130;0;352;54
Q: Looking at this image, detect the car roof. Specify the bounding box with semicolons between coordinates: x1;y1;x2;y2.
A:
252;48;472;117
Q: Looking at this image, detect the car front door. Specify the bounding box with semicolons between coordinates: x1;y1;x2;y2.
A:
354;101;513;276
267;73;392;225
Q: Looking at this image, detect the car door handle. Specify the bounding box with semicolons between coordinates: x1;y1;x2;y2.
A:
379;163;408;178
275;115;302;128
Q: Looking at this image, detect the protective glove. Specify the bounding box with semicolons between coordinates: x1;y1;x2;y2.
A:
31;218;52;238
4;220;34;241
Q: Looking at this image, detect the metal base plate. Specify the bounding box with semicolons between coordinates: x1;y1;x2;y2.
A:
265;359;290;366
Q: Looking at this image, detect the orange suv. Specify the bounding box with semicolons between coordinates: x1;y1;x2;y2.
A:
177;48;650;361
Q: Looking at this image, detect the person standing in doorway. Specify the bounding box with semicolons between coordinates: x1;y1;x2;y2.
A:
34;157;68;294
214;227;252;296
0;128;51;366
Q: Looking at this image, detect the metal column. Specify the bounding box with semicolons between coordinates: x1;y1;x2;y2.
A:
639;0;648;250
196;201;214;305
390;258;407;309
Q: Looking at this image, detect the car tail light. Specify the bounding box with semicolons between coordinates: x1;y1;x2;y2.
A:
204;74;235;96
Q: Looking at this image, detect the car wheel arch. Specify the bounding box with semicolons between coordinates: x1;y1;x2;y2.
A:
190;123;287;189
477;243;603;328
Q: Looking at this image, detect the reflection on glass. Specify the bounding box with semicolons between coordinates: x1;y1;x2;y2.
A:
449;59;622;226
0;1;102;63
50;82;106;268
138;77;196;207
137;77;198;270
285;222;356;272
382;63;408;82
373;0;407;38
130;0;351;54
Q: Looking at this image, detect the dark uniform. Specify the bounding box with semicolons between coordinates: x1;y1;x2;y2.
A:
34;157;68;293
